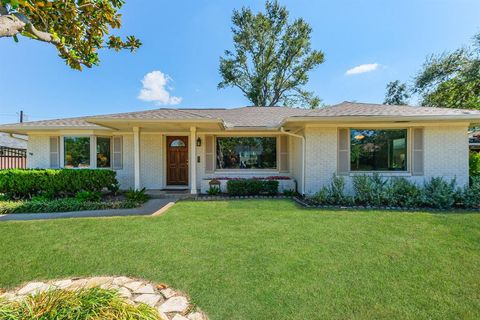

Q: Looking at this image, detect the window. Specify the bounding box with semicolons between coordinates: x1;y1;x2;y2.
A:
64;137;90;168
350;129;407;171
216;137;277;169
96;137;111;168
170;139;186;147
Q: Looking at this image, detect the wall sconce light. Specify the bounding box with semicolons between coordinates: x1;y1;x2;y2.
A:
196;137;202;147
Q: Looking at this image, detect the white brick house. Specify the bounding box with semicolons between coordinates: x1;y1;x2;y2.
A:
1;102;478;196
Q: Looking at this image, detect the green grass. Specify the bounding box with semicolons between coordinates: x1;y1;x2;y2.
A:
0;200;479;319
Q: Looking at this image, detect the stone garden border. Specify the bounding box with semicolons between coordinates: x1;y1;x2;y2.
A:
0;276;208;320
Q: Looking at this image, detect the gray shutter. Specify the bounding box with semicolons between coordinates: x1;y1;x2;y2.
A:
337;128;349;175
279;135;289;172
112;136;123;170
412;128;424;176
49;136;60;168
205;135;214;173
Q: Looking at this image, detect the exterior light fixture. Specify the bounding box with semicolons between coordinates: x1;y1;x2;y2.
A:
196;137;202;147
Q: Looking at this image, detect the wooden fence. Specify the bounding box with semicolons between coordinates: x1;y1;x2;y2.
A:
0;146;26;169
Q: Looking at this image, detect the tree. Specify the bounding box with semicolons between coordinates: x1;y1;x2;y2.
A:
218;0;324;108
384;80;410;105
413;32;480;109
0;0;141;70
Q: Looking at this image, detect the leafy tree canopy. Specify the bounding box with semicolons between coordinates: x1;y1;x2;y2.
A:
0;0;141;70
218;0;324;108
384;80;410;105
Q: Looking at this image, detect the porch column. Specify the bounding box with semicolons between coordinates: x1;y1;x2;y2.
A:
190;126;197;194
133;126;141;190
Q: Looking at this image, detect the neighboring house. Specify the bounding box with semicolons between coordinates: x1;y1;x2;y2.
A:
0;102;479;195
0;133;28;169
0;133;27;149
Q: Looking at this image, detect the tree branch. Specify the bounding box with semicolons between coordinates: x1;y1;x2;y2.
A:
0;15;25;37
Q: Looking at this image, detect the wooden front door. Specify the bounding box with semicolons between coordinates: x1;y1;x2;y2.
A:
166;136;189;185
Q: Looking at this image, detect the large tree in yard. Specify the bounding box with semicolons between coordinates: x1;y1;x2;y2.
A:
0;0;141;70
218;0;324;108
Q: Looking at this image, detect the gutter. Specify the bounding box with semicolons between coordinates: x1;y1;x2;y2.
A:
280;127;305;196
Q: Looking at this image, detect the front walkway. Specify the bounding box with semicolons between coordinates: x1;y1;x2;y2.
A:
0;199;176;222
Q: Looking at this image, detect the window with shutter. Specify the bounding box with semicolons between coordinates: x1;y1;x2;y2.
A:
205;135;214;173
337;129;349;174
412;128;424;176
112;136;123;170
49;136;60;168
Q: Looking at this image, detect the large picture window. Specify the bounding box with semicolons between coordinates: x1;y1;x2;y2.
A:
96;137;111;168
350;129;407;171
216;137;277;169
64;137;90;168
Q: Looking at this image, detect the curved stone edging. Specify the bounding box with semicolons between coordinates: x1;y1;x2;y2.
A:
0;276;208;320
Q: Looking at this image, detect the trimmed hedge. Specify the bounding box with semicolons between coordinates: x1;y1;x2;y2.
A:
0;169;118;199
227;179;279;196
0;198;140;214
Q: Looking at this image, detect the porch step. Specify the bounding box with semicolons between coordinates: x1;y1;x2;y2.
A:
145;189;195;200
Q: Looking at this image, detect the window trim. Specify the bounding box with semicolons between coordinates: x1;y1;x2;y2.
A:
214;135;280;172
60;135;114;169
347;128;411;174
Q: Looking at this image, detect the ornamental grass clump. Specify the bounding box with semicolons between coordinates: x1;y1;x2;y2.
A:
0;287;159;320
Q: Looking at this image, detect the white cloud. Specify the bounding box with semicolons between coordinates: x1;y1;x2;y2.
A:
346;63;380;75
138;71;182;105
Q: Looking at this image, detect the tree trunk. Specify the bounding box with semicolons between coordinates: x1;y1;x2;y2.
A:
0;15;25;38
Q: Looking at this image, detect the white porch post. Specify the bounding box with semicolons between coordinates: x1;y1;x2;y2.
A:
190;126;197;194
133;127;141;190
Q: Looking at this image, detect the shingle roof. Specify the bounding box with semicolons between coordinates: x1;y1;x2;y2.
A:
1;102;479;132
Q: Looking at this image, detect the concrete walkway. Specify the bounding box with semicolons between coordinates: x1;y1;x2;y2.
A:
0;199;176;222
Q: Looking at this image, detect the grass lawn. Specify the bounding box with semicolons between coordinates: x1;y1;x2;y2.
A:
0;200;479;319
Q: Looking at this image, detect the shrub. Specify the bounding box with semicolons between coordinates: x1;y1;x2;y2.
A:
386;177;422;207
422;177;458;209
283;189;298;197
76;190;102;202
469;152;480;176
462;176;480;208
312;175;353;205
0;198;140;214
0;169;118;199
0;287;159;320
352;174;388;206
125;188;150;203
226;179;279;196
207;186;221;195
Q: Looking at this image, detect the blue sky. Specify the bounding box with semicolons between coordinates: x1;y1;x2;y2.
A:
0;0;479;124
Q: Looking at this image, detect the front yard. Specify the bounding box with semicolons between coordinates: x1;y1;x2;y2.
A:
0;200;479;319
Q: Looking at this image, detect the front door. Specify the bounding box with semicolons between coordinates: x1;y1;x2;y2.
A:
166;136;189;186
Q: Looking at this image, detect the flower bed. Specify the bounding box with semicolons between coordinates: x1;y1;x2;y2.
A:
201;176;296;194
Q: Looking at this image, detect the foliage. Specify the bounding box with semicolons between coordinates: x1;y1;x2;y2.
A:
469;152;480;176
384;80;410;105
413;32;480;109
226;179;279;196
0;198;139;214
463;176;480;208
125;188;150;203
422;177;458;209
0;0;141;70
0;287;159;319
386;177;422;208
352;173;389;206
313;175;352;205
75;190;102;202
218;0;324;108
283;189;298;197
207;186;221;195
0;169;118;199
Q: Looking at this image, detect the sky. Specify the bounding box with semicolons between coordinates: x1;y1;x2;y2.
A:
0;0;479;124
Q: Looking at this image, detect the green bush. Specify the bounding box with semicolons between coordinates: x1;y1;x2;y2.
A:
0;287;159;320
76;190;102;202
0;198;139;214
352;174;389;206
226;179;279;196
386;177;422;207
422;177;458;209
469;152;480;176
462;176;480;208
0;169;118;199
313;175;352;205
125;188;150;203
207;186;221;195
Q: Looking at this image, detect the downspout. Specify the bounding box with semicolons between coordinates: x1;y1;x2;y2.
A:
280;127;305;196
